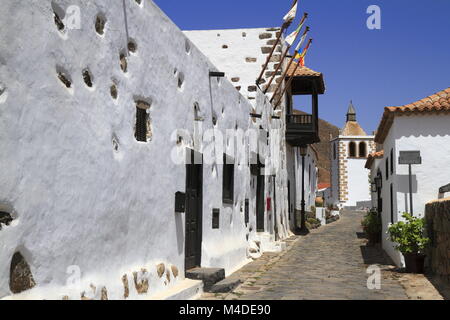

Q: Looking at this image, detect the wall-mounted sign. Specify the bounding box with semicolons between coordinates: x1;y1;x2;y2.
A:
398;151;422;165
175;192;185;213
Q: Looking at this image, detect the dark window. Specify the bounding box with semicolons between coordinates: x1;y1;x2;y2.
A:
333;143;337;160
222;154;234;204
359;142;367;158
390;149;394;175
212;209;220;229
390;183;394;223
349;142;356;157
135;107;148;142
385;157;389;180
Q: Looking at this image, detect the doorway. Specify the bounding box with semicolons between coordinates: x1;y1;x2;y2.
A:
185;149;203;271
256;175;265;232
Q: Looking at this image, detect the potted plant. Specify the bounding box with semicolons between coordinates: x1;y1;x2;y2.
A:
387;213;430;273
361;208;382;245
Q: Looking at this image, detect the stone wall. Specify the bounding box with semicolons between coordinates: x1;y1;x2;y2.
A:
425;198;450;281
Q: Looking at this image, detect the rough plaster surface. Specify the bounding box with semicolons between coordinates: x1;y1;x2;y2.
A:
0;0;292;299
369;114;450;267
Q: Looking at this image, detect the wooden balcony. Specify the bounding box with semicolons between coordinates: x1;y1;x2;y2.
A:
285;113;320;146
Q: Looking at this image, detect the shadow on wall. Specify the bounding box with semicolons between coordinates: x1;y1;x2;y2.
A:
175;212;184;255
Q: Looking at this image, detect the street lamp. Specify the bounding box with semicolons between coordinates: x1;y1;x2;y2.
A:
374;175;382;215
298;145;308;233
371;182;377;193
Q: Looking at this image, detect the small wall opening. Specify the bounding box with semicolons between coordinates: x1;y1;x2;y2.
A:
52;2;65;32
348;142;356;157
177;72;184;90
95;14;106;35
82;69;93;88
10;252;36;294
120;52;128;73
134;100;152;142
0;211;13;230
56;68;72;88
128;39;137;54
110;83;118;99
185;39;191;54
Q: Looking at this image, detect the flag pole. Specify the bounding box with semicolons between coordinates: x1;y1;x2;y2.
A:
273;39;313;109
256;22;290;86
263;13;308;94
269;31;309;104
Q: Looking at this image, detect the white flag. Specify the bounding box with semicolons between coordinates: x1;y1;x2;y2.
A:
285;19;304;46
283;0;298;24
295;33;307;52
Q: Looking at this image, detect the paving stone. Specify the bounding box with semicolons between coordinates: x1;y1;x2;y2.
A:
201;211;442;300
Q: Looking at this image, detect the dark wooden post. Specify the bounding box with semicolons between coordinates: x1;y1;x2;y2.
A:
256;22;290;86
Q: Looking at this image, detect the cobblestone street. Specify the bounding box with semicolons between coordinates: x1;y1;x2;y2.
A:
202;210;442;300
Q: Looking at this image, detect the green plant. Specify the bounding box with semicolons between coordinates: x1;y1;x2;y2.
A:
307;217;320;225
361;209;382;235
387;213;430;254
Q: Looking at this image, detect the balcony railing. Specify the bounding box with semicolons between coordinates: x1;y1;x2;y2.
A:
287;114;313;125
285;113;319;145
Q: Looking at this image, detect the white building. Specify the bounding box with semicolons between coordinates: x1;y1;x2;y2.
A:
367;88;450;266
0;0;296;299
330;103;375;208
0;0;323;300
185;29;324;235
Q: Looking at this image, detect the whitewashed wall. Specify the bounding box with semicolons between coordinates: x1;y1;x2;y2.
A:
0;0;288;299
184;28;284;107
380;114;450;267
335;136;374;208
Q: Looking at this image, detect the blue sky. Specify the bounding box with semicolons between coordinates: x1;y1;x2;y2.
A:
154;0;450;133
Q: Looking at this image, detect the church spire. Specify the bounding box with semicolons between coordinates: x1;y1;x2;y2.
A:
346;100;356;122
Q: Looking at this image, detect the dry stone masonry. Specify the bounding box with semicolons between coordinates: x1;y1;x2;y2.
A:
425;198;450;281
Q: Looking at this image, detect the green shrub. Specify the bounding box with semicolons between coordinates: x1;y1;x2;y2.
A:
361;209;381;235
387;213;430;254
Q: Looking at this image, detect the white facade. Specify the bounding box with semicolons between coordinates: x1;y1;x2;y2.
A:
329;106;375;208
0;0;292;299
184;28;285;107
374;114;450;266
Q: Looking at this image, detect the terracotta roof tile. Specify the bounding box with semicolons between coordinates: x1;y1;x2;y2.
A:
287;64;322;77
365;150;384;169
374;88;450;143
341;121;367;136
318;183;331;190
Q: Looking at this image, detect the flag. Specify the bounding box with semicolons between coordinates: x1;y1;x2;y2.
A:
295;39;312;66
285;18;305;46
283;0;298;24
294;32;307;52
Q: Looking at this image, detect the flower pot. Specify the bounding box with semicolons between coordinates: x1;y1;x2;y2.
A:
403;253;425;274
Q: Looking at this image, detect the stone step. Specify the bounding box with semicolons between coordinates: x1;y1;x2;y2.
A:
209;278;242;293
185;267;225;292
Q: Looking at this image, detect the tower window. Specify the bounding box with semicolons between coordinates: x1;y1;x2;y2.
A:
349;142;356;157
359;142;367;158
333;143;337;160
